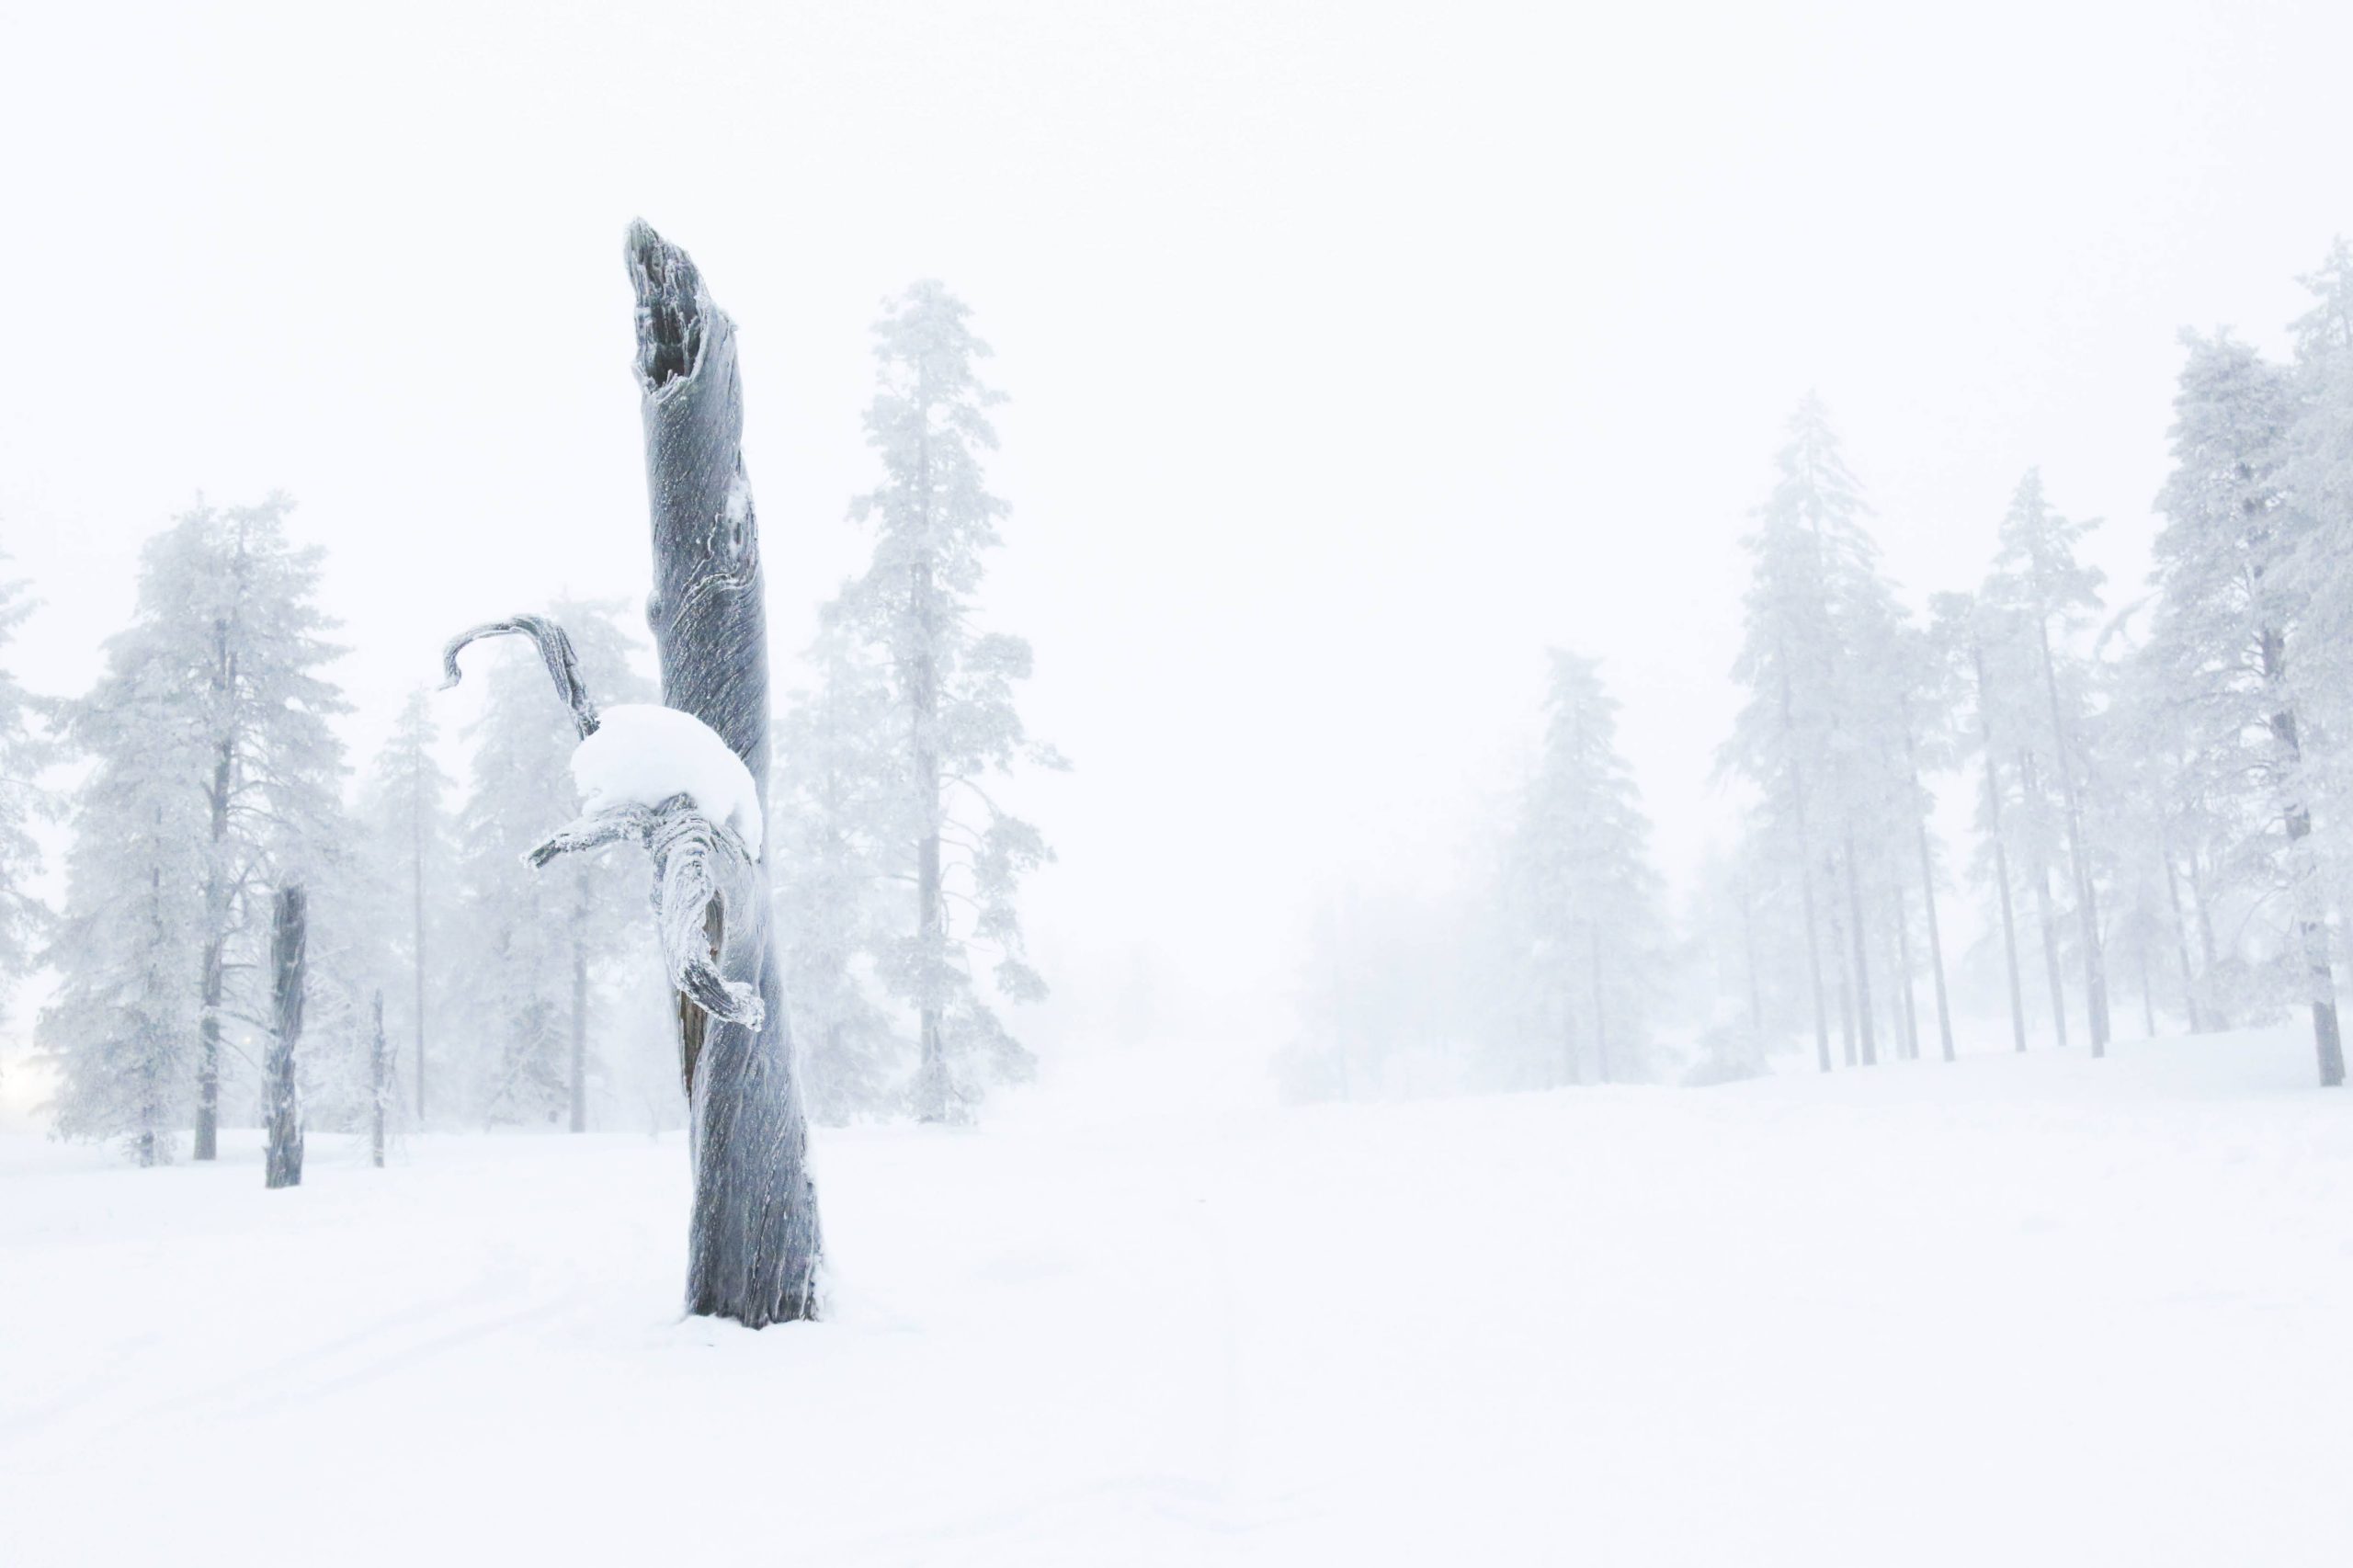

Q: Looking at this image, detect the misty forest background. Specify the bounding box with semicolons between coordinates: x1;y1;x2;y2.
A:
6;235;2353;1162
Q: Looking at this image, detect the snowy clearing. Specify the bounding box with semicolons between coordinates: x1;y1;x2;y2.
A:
6;1028;2351;1566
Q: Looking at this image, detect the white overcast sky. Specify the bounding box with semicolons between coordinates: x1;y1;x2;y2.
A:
1;0;2347;1067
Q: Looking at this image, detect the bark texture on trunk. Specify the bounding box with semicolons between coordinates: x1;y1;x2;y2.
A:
628;220;824;1321
263;886;307;1190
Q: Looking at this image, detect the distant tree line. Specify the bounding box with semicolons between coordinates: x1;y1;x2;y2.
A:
4;279;1057;1163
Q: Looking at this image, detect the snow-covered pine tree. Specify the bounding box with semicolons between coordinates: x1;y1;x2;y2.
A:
828;280;1062;1122
175;498;347;1158
40;656;208;1163
357;690;454;1123
449;599;649;1127
1987;470;2114;1054
44;498;346;1160
2279;243;2353;922
1506;650;1665;1085
773;614;903;1123
2150;331;2344;1085
1722;397;1907;1070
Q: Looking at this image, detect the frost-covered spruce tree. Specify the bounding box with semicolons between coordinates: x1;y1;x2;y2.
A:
773;616;903;1123
40;665;207;1163
357;690;454;1122
1987;470;2114;1053
2151;332;2343;1085
1506;651;1665;1085
449;599;649;1127
1722;397;1901;1070
0;563;51;1019
49;498;345;1159
828;280;1062;1122
2280;243;2353;911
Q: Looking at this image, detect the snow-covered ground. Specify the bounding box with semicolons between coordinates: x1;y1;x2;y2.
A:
6;1028;2351;1565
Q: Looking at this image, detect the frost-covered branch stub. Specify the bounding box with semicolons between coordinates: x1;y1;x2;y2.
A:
440;616;766;1031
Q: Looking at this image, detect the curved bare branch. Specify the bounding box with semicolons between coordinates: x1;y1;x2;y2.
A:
439;615;601;739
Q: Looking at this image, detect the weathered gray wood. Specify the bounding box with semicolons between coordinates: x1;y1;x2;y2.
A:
263;885;306;1189
626;220;823;1324
434;226;824;1326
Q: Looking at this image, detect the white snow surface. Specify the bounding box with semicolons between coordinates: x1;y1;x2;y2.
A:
571;702;762;856
6;1028;2353;1565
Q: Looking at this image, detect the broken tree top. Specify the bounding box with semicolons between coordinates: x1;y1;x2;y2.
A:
571;704;764;858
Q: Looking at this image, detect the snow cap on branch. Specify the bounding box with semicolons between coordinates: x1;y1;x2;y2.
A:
570;704;763;858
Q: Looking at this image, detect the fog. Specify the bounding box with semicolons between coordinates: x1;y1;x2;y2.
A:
1;2;2341;1091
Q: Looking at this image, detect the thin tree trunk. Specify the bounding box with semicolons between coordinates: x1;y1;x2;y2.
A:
1589;924;1609;1085
1970;640;2029;1052
1738;877;1765;1047
2160;835;2203;1032
194;727;232;1162
2036;617;2111;1054
2019;750;2070;1049
629;221;823;1324
1780;666;1833;1073
1902;737;1956;1063
1832;875;1858;1068
1889;854;1920;1061
369;989;389;1168
2135;930;2156;1039
263;886;306;1190
1843;827;1878;1066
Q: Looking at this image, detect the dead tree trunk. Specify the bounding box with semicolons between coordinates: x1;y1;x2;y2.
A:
440;225;826;1325
369;988;389;1168
628;221;823;1321
263;886;307;1189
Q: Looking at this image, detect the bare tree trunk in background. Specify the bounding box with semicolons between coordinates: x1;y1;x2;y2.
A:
629;221;823;1324
2036;617;2110;1055
2018;750;2070;1050
1889;858;1920;1061
369;989;389;1168
2135;935;2156;1039
1904;722;1956;1062
1970;641;2029;1052
1738;876;1764;1047
2160;838;2203;1033
1589;924;1610;1085
263;886;307;1190
1842;828;1878;1066
194;716;232;1162
1780;667;1833;1073
1831;876;1858;1068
